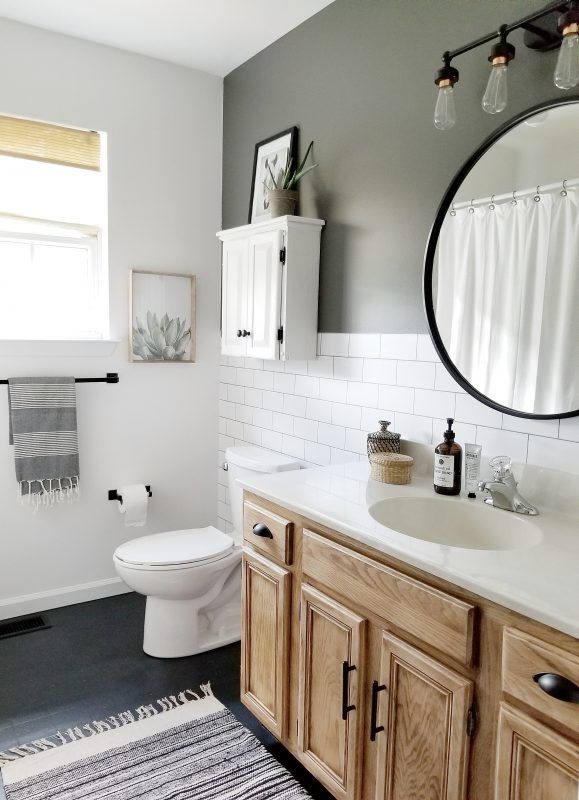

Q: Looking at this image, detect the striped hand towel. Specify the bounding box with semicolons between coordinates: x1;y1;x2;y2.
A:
8;377;80;507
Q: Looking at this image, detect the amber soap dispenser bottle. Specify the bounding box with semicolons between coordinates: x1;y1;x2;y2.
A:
434;417;462;495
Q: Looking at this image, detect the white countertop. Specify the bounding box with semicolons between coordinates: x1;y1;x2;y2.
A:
239;461;579;639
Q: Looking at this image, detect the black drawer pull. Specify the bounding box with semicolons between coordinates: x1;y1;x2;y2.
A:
342;661;356;720
252;522;273;539
370;680;386;741
533;673;579;703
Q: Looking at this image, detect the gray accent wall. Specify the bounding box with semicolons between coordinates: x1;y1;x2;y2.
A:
223;0;576;333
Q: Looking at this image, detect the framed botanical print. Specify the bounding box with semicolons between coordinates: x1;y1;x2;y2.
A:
130;270;196;362
248;126;298;223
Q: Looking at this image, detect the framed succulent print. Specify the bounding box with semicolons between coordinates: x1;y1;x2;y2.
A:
130;270;196;362
248;126;298;223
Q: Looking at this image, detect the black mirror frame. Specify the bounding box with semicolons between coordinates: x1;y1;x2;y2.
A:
423;97;579;421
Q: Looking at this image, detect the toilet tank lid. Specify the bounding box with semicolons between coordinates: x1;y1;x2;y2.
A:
225;446;301;473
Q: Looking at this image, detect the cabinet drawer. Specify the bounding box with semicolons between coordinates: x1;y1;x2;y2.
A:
302;529;475;666
502;627;579;735
244;501;293;565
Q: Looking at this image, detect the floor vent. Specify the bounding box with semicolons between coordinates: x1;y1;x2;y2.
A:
0;613;51;640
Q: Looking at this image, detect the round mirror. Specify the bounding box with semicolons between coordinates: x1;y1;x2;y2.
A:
424;100;579;420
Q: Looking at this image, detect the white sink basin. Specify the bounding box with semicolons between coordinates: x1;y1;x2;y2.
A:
368;496;542;551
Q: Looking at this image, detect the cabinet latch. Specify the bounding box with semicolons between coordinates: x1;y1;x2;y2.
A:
277;327;284;343
467;703;477;737
279;247;286;264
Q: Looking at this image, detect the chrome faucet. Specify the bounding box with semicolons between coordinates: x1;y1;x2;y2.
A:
478;456;539;516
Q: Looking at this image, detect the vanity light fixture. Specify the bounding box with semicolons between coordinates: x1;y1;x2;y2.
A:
554;1;579;88
434;0;578;130
482;27;515;115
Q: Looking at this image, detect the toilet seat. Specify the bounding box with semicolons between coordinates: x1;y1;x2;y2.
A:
114;526;235;570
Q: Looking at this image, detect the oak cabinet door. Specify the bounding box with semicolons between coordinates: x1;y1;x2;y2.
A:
495;704;579;800
298;584;366;800
374;632;473;800
245;230;283;360
221;237;248;356
241;550;291;739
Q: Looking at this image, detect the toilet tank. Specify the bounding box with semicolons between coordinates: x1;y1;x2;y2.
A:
225;446;301;543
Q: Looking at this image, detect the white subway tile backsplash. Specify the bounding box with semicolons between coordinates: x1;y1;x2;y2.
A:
378;385;414;413
274;372;296;394
253;371;274;390
308;356;334;378
559;417;579;443
503;415;559;439
414;388;455;420
318;422;346;449
397;360;435;389
283;394;307;417
380;334;417;360
305;441;331;465
455;394;502;428
262;391;284;411
416;334;440;362
294;417;318;441
244;388;263;408
528;435;579;474
282;435;305;459
320;333;350;357
362;359;397;385
332;402;362;429
349;334;381;358
334;356;363;381
295;375;320;397
306;398;333;422
219;332;573;526
395;412;433;444
476;426;528;463
319;378;348;403
272;413;294;434
347;382;379;407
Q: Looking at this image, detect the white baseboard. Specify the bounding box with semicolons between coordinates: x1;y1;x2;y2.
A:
0;577;132;620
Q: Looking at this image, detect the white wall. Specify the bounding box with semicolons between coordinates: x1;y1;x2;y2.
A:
217;333;579;533
0;19;223;617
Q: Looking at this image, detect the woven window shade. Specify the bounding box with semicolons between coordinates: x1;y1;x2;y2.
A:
0;116;100;171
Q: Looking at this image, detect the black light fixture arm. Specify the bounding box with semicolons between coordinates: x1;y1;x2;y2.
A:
441;0;568;63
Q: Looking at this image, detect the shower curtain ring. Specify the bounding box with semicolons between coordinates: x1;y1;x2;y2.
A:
511;191;517;206
489;194;496;210
468;199;475;214
561;179;568;197
534;185;541;202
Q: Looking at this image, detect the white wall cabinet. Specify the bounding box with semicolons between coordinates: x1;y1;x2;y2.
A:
217;215;324;361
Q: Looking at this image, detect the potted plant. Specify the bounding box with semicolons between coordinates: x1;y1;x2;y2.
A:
266;140;318;218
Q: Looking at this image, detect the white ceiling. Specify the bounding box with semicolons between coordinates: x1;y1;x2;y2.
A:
0;0;335;76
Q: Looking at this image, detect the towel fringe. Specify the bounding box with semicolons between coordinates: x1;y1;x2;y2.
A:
17;476;80;512
0;684;213;767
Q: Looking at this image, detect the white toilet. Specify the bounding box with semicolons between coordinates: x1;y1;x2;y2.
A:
113;446;300;658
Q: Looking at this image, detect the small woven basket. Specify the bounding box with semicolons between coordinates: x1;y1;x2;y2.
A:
370;452;414;485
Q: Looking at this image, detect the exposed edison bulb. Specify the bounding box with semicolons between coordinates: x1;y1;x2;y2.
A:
482;58;509;114
434;81;457;130
554;25;579;89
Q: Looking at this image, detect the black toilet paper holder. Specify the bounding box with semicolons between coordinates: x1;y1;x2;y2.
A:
108;486;152;504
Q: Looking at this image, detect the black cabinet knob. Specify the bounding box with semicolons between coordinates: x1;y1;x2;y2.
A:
242;329;251;337
533;673;579;703
236;330;243;338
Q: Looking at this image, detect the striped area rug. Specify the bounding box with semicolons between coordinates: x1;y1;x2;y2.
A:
0;686;311;799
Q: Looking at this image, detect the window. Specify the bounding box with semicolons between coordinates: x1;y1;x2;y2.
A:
0;115;108;340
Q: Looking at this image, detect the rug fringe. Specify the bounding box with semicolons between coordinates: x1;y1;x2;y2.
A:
0;684;213;767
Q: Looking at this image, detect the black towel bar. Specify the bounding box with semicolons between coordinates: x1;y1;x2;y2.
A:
109;486;152;503
1;373;119;385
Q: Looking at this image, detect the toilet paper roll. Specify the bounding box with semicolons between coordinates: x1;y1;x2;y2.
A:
117;484;149;527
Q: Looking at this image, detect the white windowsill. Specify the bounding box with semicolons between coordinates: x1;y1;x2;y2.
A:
0;339;120;357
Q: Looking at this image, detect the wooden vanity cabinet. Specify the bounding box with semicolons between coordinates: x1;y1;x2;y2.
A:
240;492;579;800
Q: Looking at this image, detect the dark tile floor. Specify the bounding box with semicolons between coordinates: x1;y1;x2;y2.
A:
0;593;332;799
